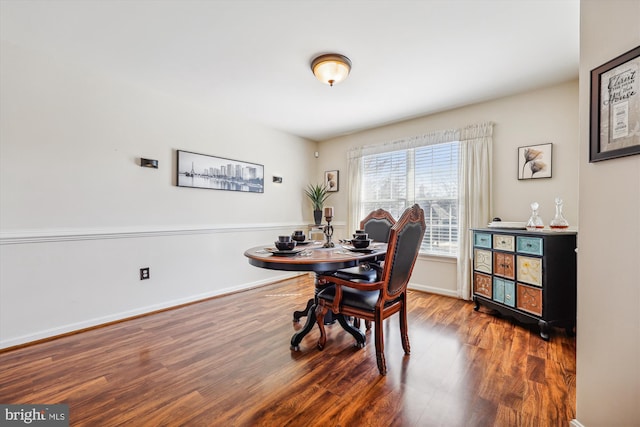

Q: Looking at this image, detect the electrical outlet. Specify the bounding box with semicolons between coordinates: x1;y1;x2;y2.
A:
140;267;150;280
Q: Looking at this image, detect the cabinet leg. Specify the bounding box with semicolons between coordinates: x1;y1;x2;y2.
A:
538;320;550;341
473;297;480;311
565;324;575;337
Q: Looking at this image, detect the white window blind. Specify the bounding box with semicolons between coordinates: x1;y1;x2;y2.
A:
360;141;459;256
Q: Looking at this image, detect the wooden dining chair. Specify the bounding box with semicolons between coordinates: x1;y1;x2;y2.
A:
335;208;395;281
314;204;426;375
359;208;396;242
336;208;396;329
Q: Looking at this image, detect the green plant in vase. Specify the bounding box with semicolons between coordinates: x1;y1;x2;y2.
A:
305;183;332;225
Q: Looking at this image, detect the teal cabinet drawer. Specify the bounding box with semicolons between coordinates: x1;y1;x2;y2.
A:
493;277;516;307
493;278;505;304
516;236;543;255
474;232;492;248
504;280;516;308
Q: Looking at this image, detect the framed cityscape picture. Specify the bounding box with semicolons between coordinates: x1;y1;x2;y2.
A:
176;150;264;193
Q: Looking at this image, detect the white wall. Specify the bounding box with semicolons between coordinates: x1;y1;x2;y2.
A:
317;80;579;296
0;42;317;348
576;1;640;425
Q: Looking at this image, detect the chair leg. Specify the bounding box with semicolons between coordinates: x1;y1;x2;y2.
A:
400;301;410;355
315;301;328;351
353;318;371;331
374;312;386;375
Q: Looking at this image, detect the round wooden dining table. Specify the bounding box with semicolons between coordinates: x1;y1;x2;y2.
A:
244;241;387;351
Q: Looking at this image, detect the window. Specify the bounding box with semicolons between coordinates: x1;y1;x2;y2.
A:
360;141;459;256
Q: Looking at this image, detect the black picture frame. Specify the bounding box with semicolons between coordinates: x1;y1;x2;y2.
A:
517;143;552;180
324;170;339;192
176;150;264;193
589;45;640;162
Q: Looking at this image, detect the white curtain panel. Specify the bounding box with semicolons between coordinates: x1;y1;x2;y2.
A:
347;147;364;233
457;123;493;300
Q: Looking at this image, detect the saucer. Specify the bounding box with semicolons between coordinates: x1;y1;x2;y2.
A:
265;247;304;256
342;245;375;253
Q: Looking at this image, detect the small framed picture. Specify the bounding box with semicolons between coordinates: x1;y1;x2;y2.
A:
324;170;339;192
589;46;640;162
518;143;552;180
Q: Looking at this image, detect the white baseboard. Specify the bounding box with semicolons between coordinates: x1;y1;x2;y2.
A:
570;419;585;427
409;282;459;298
0;272;298;349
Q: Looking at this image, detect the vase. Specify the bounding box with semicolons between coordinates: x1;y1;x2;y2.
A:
313;210;322;225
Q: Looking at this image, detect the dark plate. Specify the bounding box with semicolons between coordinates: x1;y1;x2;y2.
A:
294;240;313;245
266;247;304;256
342;245;375;253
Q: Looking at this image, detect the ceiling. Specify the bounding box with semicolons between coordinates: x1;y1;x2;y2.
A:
0;0;580;141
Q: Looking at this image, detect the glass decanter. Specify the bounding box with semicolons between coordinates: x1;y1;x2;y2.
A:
549;197;569;229
526;202;544;230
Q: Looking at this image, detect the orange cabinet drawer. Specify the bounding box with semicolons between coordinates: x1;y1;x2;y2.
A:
494;252;515;279
474;272;492;299
517;283;543;316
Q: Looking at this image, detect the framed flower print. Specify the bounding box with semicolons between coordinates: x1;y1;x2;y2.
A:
518;143;552;180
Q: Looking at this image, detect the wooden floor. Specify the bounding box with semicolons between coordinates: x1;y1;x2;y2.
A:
0;275;576;427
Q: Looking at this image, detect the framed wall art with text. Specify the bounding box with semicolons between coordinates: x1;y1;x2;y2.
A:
590;45;640;162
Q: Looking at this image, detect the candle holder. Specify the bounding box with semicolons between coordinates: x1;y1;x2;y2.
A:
323;215;335;248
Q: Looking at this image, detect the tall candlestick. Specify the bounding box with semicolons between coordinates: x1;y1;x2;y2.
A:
324;206;334;218
323;216;334;248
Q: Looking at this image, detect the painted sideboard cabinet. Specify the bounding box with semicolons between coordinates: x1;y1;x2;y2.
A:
471;228;577;340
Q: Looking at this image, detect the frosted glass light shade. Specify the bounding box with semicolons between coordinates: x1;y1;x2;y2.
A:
311;54;351;86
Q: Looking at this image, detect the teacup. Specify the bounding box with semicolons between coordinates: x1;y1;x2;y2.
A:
350;239;371;248
353;233;369;240
278;235;292;243
354;229;366;234
275;240;297;251
291;230;306;242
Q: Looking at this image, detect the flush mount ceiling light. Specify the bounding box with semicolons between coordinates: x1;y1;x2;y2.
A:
311;53;352;86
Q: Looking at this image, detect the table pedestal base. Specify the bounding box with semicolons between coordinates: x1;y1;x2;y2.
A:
292;299;313;323
290;273;366;351
293;298;336;325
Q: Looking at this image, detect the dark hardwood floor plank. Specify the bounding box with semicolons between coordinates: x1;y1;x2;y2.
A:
0;274;576;426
